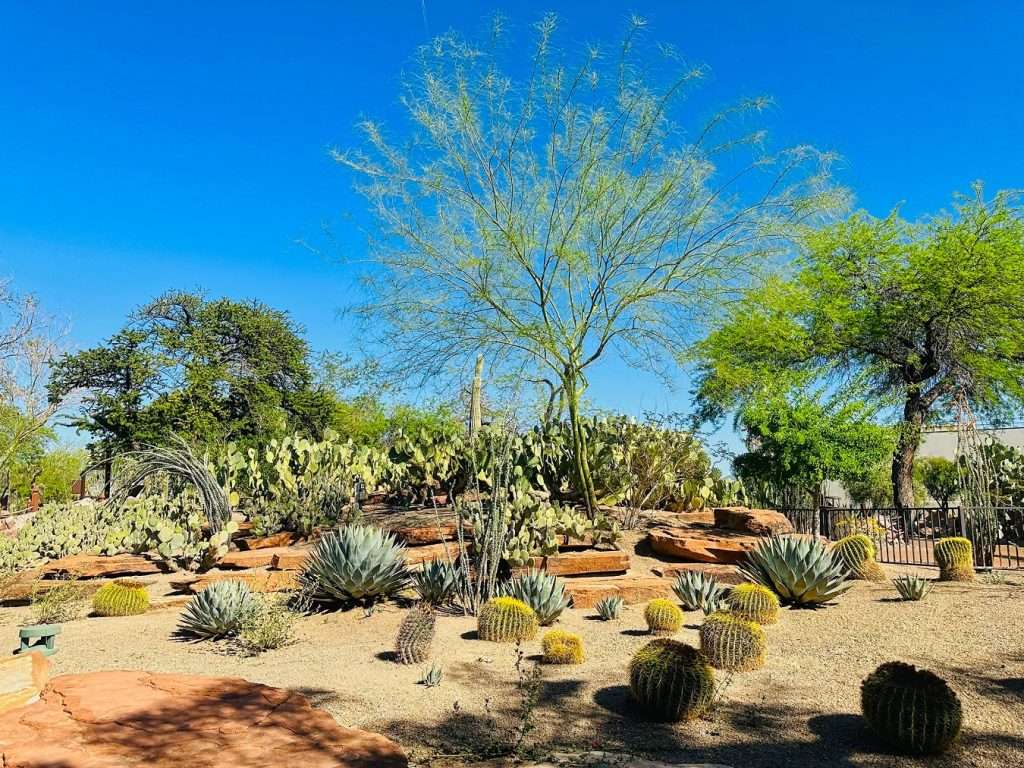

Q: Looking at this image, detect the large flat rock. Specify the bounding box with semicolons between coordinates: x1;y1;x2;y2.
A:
218;547;297;570
404;541;464;567
564;575;672;609
235;531;300;550
0;670;407;767
173;569;300;595
515;549;629;577
0;653;50;715
713;506;793;536
40;553;168;579
647;527;760;565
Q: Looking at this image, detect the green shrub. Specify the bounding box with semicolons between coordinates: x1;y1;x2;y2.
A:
861;661;962;754
236;596;297;654
300;524;408;606
178;580;256;639
628;639;715;722
92;579;149;617
395;604;436;664
644;598;683;635
541;629;584;664
740;535;851;606
30;578;88;624
934;537;974;582
699;611;767;671
477;597;538;642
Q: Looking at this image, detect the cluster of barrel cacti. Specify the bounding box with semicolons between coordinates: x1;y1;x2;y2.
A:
834;534;886;582
477;596;539;642
628;639;715;722
724;583;779;624
92;579;150;617
861;661;962;754
934;537;974;582
699;611;767;672
395;603;436;664
541;629;584;664
644;598;683;635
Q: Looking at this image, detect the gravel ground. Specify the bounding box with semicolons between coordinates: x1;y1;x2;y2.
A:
2;568;1022;768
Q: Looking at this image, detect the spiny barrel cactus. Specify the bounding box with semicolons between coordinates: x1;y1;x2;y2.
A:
644;598;683;635
834;534;886;582
413;559;457;606
861;661;962;754
629;639;715;722
725;583;779;625
934;537;974;582
395;604;436;664
740;535;852;606
478;597;538;642
178;579;255;639
500;569;569;625
595;595;623;621
699;611;766;672
893;574;933;601
541;629;584;664
300;524;409;605
672;570;726;612
93;579;150;617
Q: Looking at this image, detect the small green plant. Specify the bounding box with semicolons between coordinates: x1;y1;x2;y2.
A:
177;579;256;639
92;579;150;617
725;583;779;625
300;524;409;606
541;629;584;665
981;570;1008;585
892;574;933;601
419;663;443;687
629;639;715;722
861;661;962;755
644;598;683;635
478;597;538;642
396;604;436;664
699;611;767;672
235;595;296;654
594;595;623;620
413;559;457;606
672;570;726;612
740;535;851;606
30;578;88;624
834;534;886;582
500;569;569;625
934;537;974;582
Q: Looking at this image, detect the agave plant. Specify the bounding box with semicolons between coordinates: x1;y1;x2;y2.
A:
740;536;852;607
500;569;570;625
300;524;409;606
595;595;623;620
672;571;726;612
178;580;256;639
893;574;933;601
413;559;457;606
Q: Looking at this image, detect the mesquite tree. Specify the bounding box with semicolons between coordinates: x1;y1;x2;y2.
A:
337;15;839;516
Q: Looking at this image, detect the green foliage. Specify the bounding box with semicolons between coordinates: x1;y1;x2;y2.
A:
178;580;256;639
861;662;962;755
235;595;297;654
419;663;443;688
413;559;458;606
834;534;887;582
300;524;409;606
628;639;715;722
725;583;780;625
699;611;767;671
386;420;466;503
594;596;623;621
916;457;959;509
893;574;933;601
92;579;149;617
500;569;569;626
741;535;852;606
934;537;974;582
672;571;727;613
477;597;538;643
541;629;584;665
644;598;683;635
395;604;436;665
30;578;88;624
501;495;620;567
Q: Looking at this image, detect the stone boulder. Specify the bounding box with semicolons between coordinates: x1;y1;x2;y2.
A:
713;507;793;536
0;670;407;768
647;527;760;564
563;575;672;609
0;652;50;714
40;553;168;579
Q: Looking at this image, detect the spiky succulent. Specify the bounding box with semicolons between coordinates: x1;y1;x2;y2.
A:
629;639;715;722
178;579;256;639
419;663;443;687
478;596;538;642
934;537;974;582
893;574;933;601
725;582;779;625
672;570;727;612
644;598;683;635
861;661;962;754
500;568;569;625
300;524;408;605
834;534;886;582
413;559;457;606
395;604;436;664
542;629;584;664
740;535;852;606
93;579;150;617
699;611;766;672
595;595;623;621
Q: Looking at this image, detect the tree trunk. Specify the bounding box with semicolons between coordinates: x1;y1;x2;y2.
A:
563;370;599;519
892;395;926;511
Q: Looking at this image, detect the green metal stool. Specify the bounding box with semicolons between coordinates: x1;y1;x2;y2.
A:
16;624;61;656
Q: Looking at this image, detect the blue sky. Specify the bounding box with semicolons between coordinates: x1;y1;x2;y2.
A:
2;2;1022;453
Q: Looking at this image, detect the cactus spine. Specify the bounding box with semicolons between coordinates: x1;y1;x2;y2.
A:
699;611;767;672
644;598;683;635
835;534;886;582
477;597;538;642
395;604;436;664
724;583;779;625
934;537;974;582
92;579;150;617
541;629;584;664
861;661;962;754
629;639;715;722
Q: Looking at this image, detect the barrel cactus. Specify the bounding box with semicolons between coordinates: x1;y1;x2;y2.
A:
178;579;256;639
595;595;623;621
300;524;409;606
413;559;457;606
541;629;584;664
478;597;538;642
699;611;767;672
725;582;779;625
934;537;974;582
893;574;933;601
834;534;886;582
629;639;715;722
500;569;569;625
740;535;852;606
644;598;683;635
93;579;150;617
672;570;726;612
861;661;962;754
395;604;436;664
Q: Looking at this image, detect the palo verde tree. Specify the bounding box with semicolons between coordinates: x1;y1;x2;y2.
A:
694;186;1024;510
336;14;840;516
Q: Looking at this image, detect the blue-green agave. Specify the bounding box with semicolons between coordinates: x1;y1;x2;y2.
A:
500;568;569;625
300;524;409;605
740;535;852;607
177;579;256;639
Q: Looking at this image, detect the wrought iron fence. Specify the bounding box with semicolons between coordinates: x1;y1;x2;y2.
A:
777;506;1024;571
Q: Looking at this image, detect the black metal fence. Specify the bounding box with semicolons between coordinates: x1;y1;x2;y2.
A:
778;506;1024;571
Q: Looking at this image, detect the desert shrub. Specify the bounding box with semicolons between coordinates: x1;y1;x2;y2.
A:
92;579;150;616
178;580;256;639
300;524;408;606
699;611;767;671
644;598;683;635
595;596;623;620
934;537;974;582
861;661;962;754
395;604;436;664
740;535;851;606
477;597;538;642
834;534;886;581
30;578;88;624
725;583;779;625
629;639;715;722
500;569;569;625
541;629;584;665
235;596;297;654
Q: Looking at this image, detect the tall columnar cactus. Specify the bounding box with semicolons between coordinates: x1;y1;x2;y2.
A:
834;534;886;582
478;597;539;642
629;639;715;722
934;537;974;582
699;611;767;672
740;535;852;606
469;354;484;441
92;579;150;617
725;583;779;625
500;569;570;625
861;661;962;754
541;629;584;664
644;598;683;636
395;604;436;664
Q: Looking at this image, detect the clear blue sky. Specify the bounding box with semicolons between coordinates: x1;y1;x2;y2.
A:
2;2;1022;453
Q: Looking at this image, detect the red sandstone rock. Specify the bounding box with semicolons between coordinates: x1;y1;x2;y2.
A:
0;670;407;768
218;547;297;570
175;570;300;594
713;507;793;536
235;531;299;550
514;549;630;577
0;652;50;714
404;541;464;567
271;547;313;570
647;527;759;564
40;553;167;579
564;575;672;608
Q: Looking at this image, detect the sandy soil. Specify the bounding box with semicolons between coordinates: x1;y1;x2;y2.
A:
2;565;1022;768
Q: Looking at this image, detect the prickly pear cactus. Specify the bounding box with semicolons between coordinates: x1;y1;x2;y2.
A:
699;611;766;671
644;598;683;636
934;537;974;582
477;597;538;642
861;661;962;754
629;639;715;722
395;604;436;664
